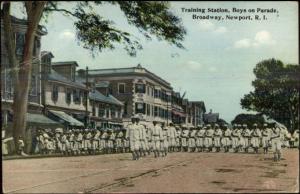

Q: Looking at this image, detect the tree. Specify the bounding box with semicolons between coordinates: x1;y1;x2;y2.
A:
1;1;186;153
231;113;265;128
240;58;300;132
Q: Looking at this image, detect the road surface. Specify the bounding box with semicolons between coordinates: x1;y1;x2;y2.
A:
3;149;299;193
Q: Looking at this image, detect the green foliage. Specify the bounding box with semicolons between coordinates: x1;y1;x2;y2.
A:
241;58;300;131
231;113;265;129
43;1;186;56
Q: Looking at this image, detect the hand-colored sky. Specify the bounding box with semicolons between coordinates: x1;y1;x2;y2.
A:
13;1;299;123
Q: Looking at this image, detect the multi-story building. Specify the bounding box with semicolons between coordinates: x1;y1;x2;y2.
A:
84;64;173;125
1;16;47;128
41;52;88;128
76;71;124;129
190;101;206;126
171;91;185;124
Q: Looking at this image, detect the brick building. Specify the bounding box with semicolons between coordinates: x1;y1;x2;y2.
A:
82;64;173;125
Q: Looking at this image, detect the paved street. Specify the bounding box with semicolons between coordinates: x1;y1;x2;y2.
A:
3;149;299;193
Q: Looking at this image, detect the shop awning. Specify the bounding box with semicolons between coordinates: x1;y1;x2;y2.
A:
172;110;185;117
27;113;62;127
49;110;84;127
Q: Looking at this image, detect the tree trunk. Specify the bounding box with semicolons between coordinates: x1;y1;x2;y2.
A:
2;2;20;154
11;1;46;153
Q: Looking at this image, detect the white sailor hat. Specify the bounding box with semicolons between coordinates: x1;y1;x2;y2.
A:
253;123;258;126
242;124;247;127
263;123;268;126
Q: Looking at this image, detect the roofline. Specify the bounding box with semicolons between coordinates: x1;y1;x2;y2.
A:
52;61;79;67
47;79;88;90
87;66;172;90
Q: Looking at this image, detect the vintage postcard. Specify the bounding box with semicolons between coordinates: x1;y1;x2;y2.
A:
1;1;299;193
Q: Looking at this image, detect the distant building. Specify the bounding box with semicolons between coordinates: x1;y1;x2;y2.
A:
190;101;206;126
82;64;173;125
204;109;219;124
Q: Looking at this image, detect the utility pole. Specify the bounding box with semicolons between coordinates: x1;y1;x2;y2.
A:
85;66;89;128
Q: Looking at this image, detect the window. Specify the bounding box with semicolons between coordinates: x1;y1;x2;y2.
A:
154;89;158;98
15;33;25;56
98;104;105;117
124;101;128;116
73;89;81;104
29;75;37;96
92;105;96;116
135;84;145;93
111;106;116;118
52;84;58;101
146;104;150;116
135;103;145;114
82;91;87;106
154;106;158;117
66;88;72;104
118;83;125;94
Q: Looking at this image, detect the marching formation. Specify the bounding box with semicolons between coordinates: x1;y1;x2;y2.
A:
33;116;299;162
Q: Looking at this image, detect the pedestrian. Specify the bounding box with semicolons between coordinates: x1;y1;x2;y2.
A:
126;116;141;160
251;123;261;154
292;129;299;148
100;129;108;154
18;136;25;155
213;124;222;152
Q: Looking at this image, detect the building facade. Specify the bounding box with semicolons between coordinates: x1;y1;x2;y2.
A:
1;16;47;128
41;53;89;128
84;64;173;125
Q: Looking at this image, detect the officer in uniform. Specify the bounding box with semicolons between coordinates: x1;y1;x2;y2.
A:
116;130;124;153
196;125;206;152
181;125;189;152
126;116;141;160
213;124;222;152
175;126;182;152
107;129;115;154
270;126;282;161
223;124;232;152
204;124;214;152
123;128;130;153
161;123;169;157
61;131;68;155
292;129;299;148
188;126;197;152
231;124;240;153
139;122;148;157
92;129;100;154
100;129;108;154
251;123;261;154
261;123;271;154
151;120;163;158
168;123;177;152
241;124;251;153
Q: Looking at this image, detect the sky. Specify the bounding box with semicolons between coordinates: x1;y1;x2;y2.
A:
12;1;299;123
